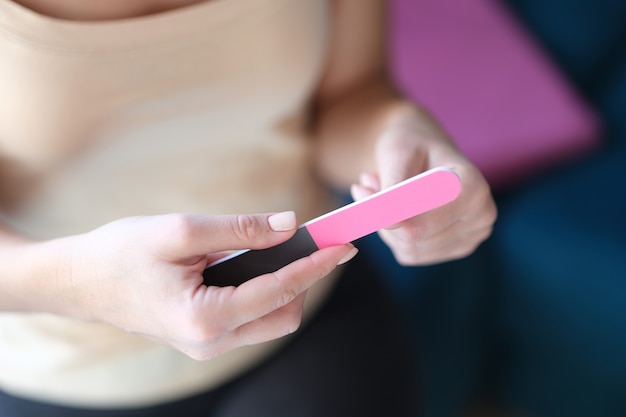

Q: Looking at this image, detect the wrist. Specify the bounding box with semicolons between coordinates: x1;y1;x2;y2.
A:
0;234;80;316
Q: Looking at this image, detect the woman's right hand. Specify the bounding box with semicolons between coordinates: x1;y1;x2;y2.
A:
10;212;357;360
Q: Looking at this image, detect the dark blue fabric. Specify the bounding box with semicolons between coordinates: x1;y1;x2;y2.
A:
503;0;626;97
373;1;626;416
490;146;626;417
357;234;495;417
489;1;626;416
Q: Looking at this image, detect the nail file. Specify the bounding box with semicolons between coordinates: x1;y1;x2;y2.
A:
203;167;462;286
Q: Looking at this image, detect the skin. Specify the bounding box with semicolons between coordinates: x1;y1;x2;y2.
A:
0;0;497;360
0;212;356;360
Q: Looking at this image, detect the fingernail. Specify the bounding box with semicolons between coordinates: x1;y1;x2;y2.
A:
337;247;359;265
268;211;296;232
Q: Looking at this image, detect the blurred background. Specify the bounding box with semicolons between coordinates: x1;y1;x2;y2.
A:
362;0;626;416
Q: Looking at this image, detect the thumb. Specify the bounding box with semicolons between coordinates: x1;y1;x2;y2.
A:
164;211;298;259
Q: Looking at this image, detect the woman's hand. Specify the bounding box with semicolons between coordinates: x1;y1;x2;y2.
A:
310;0;495;266
350;106;497;265
42;212;356;360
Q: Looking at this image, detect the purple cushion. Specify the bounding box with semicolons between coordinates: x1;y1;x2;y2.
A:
389;0;602;187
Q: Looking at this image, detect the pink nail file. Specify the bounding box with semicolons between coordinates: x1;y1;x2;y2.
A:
203;167;462;286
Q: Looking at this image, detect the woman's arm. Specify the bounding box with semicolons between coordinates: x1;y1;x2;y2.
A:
0;221;48;312
0;212;356;359
313;0;497;264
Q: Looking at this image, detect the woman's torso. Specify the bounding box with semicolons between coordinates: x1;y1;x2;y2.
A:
0;0;338;407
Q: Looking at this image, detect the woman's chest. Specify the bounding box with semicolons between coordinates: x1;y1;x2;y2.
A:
10;0;208;21
0;0;329;170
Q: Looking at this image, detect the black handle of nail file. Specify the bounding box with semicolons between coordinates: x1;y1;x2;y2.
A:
202;227;320;287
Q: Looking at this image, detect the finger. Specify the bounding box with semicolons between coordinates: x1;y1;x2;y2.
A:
211;244;356;330
162;211;298;259
378;216;460;256
389;231;488;265
230;293;307;347
359;172;381;191
350;171;382;203
375;129;428;190
179;293;308;360
350;183;373;202
380;219;493;265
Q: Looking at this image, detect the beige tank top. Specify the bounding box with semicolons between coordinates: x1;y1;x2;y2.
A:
0;0;339;408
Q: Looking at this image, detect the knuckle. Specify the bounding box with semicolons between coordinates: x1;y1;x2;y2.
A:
479;224;495;243
478;191;498;222
467;224;494;250
402;226;425;243
450;246;476;261
283;312;303;335
385;224;427;246
164;213;197;247
181;317;224;347
395;251;421;266
305;251;336;280
447;240;483;261
487;202;498;225
275;299;305;337
474;186;498;224
387;240;420;262
273;285;300;311
232;214;262;242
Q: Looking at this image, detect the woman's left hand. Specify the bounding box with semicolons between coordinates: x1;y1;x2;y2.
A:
350;106;497;265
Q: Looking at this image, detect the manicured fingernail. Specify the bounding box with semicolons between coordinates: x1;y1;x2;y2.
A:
337;247;359;265
268;211;296;231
